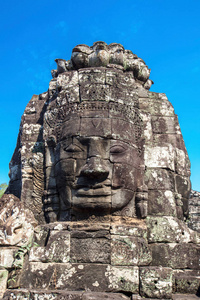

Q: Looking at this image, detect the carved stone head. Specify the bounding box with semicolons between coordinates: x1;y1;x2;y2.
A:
7;42;191;225
44;99;146;222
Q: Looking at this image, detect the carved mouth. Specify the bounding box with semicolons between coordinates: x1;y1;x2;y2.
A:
76;187;111;196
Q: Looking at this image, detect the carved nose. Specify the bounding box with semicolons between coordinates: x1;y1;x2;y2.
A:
80;157;109;180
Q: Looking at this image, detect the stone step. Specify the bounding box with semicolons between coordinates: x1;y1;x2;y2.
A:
3;289;200;300
2;289;130;300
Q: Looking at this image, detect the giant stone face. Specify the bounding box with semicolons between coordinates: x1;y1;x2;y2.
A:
6;42;191;225
54;111;144;219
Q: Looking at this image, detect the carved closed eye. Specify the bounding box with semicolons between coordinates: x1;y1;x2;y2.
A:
110;145;127;154
64;144;83;153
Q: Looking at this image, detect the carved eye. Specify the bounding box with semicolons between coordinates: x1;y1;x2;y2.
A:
110;145;127;154
64;144;83;153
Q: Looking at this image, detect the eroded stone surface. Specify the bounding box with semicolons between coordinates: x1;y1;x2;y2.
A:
0;268;8;299
111;235;151;266
150;243;200;269
140;267;173;299
18;262;139;293
189;190;200;232
147;216;200;243
173;269;200;294
0;194;37;246
2;290;130;300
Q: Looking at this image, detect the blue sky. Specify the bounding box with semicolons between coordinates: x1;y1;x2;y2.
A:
1;0;200;191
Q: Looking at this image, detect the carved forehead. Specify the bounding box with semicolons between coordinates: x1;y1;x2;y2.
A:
44;101;143;145
60;116;140;144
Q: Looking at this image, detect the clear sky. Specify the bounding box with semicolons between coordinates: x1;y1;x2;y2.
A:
1;0;200;191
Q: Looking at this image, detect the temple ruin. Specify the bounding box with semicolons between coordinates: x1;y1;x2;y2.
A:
0;42;200;299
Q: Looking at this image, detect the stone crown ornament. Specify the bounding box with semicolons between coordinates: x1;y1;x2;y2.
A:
53;41;153;90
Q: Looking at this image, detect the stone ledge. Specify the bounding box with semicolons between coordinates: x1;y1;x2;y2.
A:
2;289;130;300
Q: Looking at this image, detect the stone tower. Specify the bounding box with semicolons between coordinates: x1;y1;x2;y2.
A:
1;42;200;299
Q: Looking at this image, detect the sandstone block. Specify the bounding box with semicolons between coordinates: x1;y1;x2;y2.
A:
33;225;50;246
2;290;130;300
173;269;200;294
70;237;110;263
57;71;79;88
144;144;175;171
151;116;175;134
147;216;197;243
79;68;106;85
152;133;177;147
110;221;147;238
0;194;37;246
148;190;176;217
175;148;191;176
82;291;130;300
0;268;8;299
30;230;70;263
106;69;135;88
19;262;139;293
139;97;174;117
145;168;175;191
140;112;153;142
48;78;57;98
111;235;151;266
0;248;16;268
80;117;111;137
150;243;200;269
140;266;173;299
175;174;191;199
172;294;200;299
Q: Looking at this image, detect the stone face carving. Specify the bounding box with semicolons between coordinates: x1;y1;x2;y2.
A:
2;42;200;299
6;42;192;225
44;99;145;222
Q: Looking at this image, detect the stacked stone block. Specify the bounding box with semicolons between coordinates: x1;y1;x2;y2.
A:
189;190;200;232
1;218;199;299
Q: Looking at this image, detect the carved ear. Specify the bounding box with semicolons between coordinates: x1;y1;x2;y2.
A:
135;184;148;219
47;136;57;148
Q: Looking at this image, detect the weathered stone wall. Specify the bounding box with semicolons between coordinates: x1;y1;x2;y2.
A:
1;217;200;299
189;190;200;232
